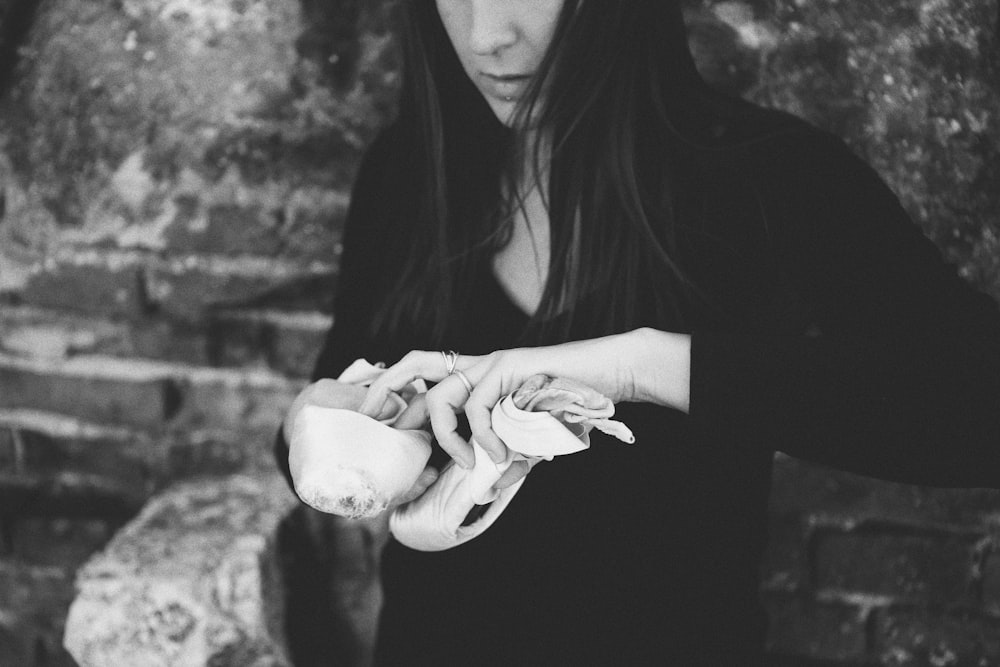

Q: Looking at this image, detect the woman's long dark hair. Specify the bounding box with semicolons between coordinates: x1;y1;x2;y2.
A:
374;0;738;344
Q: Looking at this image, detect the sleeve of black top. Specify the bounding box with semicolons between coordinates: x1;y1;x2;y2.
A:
273;126;399;491
688;130;1000;488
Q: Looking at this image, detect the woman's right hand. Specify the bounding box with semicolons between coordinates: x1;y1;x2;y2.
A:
284;378;442;514
283;378;400;443
283;380;327;443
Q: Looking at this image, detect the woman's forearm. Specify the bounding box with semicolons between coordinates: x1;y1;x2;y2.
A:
625;327;692;413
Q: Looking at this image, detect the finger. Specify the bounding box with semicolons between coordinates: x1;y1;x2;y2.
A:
393;394;430;430
395;465;439;506
359;351;482;417
465;371;508;464
283;379;347;442
493;459;529;490
359;351;433;417
426;375;476;469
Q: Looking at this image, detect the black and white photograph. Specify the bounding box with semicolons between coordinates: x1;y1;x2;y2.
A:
1;1;1000;665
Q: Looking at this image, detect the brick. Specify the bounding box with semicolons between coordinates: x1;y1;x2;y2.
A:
769;453;1000;527
161;189;348;260
0;304;136;358
208;309;330;378
0;619;36;667
0;562;78;667
0;354;177;428
165;431;254;479
0;479;144;519
0;322;97;360
0;517;11;556
205;313;267;368
0;616;76;667
811;526;976;604
762;592;869;663
0;352;307;440
169;366;302;434
126;317;213;366
0;426;16;474
979;550;1000;614
0;408;158;504
763;654;870;667
762;513;808;592
20;251;146;317
0;412;152;497
166;201;287;256
144;254;336;322
269;321;327;377
872;607;1000;666
145;263;275;322
74;308;323;374
0;560;75;615
0;304;215;366
278;194;348;262
10;516;118;569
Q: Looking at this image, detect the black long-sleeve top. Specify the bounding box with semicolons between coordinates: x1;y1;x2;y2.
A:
275;106;1000;665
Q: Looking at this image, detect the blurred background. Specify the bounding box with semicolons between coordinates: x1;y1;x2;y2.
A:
0;0;999;665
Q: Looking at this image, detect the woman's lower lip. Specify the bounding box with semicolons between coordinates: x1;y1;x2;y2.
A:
478;74;531;100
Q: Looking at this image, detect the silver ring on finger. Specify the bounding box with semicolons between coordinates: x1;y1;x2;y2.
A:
453;369;474;395
441;350;460;375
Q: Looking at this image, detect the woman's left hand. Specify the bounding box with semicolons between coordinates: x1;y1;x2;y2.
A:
358;328;691;476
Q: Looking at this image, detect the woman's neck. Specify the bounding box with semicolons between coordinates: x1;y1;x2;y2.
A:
490;131;558;318
491;177;550;317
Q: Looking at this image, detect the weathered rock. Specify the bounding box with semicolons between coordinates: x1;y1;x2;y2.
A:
0;0;401;281
63;472;298;667
691;0;1000;299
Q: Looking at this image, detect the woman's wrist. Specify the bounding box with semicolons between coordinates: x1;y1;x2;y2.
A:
624;327;691;412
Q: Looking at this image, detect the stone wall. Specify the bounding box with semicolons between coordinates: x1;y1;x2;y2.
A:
0;0;399;663
706;1;1000;663
0;0;998;665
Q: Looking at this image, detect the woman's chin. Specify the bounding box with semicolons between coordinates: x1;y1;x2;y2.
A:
486;98;519;126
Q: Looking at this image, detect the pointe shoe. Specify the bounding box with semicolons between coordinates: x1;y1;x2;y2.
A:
288;360;432;519
389;396;593;552
290;405;432;518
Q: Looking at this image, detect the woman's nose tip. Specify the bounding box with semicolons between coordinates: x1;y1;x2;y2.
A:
469;13;518;55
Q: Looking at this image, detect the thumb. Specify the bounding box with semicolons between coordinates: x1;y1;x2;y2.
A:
395;465;439;506
493;459;531;490
393;393;430;430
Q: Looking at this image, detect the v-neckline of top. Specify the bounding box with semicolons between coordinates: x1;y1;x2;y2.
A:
486;265;535;321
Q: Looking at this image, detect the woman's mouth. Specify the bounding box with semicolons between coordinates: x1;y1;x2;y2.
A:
478;72;534;101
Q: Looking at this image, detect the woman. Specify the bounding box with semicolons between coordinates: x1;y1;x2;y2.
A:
276;1;1000;664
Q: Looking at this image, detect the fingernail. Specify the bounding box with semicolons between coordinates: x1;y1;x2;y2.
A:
488;449;505;465
457;457;473;470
